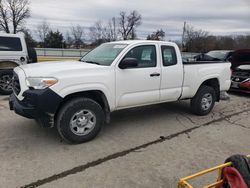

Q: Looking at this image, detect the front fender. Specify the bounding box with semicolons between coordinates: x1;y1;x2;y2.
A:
51;83;115;111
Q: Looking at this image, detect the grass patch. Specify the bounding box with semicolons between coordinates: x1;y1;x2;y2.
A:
38;57;79;62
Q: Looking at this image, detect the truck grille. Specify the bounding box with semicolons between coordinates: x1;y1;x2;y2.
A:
12;73;21;95
233;71;250;77
232;76;248;83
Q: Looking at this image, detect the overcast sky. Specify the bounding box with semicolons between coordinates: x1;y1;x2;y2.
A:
27;0;250;41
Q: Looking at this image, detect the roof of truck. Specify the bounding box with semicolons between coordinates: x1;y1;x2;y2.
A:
109;40;176;46
0;32;25;38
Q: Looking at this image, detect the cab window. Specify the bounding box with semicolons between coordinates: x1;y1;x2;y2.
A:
123;45;156;68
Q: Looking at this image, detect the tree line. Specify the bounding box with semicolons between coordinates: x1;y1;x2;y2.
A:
33;10;143;49
182;24;250;52
1;0;249;52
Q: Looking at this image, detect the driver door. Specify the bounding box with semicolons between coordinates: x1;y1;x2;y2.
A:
115;44;161;109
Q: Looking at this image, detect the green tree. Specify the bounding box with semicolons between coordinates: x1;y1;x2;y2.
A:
22;29;37;47
44;30;64;48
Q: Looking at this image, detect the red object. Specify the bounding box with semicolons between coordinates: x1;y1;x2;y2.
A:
230;49;250;93
216;167;248;188
240;81;250;90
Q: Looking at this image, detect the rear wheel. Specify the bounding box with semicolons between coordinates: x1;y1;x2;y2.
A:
190;86;216;116
56;97;104;144
0;70;13;95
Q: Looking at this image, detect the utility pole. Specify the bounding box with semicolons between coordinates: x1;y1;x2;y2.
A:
181;21;186;52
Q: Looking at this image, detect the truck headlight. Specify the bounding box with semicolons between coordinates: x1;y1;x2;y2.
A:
26;77;58;90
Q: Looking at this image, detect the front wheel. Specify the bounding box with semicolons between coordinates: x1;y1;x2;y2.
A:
190;86;216;116
56;97;104;144
0;70;13;95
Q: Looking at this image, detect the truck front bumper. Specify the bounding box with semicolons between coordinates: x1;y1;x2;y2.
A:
9;93;36;118
9;88;62;127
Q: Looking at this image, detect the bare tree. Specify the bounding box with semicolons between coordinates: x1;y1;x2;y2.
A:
107;17;117;41
234;35;250;49
183;24;209;52
65;31;73;47
182;24;250;52
71;25;84;48
9;0;30;33
147;29;165;41
0;0;30;34
37;20;50;47
89;11;141;44
89;21;101;43
0;0;10;33
89;21;110;44
118;10;142;40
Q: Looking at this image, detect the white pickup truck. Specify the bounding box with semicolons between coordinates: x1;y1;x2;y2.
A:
9;40;231;143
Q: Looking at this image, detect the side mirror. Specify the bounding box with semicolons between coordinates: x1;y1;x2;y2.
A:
227;56;233;62
119;58;138;69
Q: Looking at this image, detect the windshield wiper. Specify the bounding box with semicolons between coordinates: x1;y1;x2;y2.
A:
84;60;100;65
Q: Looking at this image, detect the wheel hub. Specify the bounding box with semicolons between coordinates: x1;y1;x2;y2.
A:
76;116;88;127
0;75;13;91
201;93;212;111
70;109;96;136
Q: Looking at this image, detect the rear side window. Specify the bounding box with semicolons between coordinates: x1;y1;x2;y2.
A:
0;37;22;51
161;46;177;66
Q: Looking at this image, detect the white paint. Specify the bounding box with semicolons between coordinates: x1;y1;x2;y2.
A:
0;33;28;66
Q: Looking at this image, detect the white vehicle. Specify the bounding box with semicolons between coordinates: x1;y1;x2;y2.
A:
9;40;231;143
0;33;37;95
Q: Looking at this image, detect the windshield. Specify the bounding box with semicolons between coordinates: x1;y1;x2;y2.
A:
80;43;128;66
206;51;229;60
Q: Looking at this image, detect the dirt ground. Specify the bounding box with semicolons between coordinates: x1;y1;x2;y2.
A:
0;92;249;188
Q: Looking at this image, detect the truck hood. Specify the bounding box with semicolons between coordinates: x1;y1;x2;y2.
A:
231;49;250;69
19;60;105;77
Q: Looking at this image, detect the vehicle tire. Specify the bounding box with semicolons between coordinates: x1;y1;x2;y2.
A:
190;85;216;116
225;155;250;187
0;70;13;95
56;97;104;144
27;48;37;63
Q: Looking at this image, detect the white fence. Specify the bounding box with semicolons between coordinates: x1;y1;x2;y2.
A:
35;48;199;58
35;48;90;57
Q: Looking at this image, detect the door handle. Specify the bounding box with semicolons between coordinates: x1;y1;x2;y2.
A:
150;73;160;77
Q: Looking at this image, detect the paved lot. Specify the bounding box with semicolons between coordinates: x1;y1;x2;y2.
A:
0;93;250;188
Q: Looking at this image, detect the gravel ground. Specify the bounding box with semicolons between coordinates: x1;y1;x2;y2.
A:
0;92;249;188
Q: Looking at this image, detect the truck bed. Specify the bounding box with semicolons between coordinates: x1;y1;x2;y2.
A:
181;61;231;99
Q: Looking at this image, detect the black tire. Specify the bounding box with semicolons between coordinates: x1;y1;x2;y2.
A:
190;85;216;116
27;48;37;63
224;155;250;187
0;70;13;95
56;97;104;144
